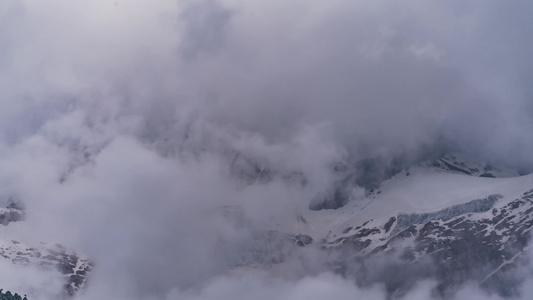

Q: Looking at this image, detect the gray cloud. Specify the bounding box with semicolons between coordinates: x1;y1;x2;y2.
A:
179;0;233;58
0;0;533;299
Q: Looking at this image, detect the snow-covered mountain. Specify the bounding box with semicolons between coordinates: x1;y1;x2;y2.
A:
0;204;92;298
2;152;532;298
227;153;533;298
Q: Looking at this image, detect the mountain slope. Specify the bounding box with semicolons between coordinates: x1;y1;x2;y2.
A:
307;160;533;297
0;205;92;297
231;155;533;297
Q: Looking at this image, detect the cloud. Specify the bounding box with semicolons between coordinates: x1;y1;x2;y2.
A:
1;0;533;299
166;272;387;300
2;0;533;160
0;259;63;300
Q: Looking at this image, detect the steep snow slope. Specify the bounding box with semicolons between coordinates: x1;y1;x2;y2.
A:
299;168;533;241
317;187;533;296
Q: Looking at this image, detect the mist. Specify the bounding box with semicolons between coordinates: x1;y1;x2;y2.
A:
1;0;533;299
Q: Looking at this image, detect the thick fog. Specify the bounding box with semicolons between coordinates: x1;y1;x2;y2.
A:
1;0;533;299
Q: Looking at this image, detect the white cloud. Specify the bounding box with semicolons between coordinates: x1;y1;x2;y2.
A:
0;0;533;299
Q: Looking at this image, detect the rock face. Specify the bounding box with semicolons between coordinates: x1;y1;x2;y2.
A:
294;234;313;246
324;191;533;297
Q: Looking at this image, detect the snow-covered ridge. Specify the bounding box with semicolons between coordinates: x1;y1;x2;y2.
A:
193;153;533;296
226;161;533;295
299;169;533;242
286;155;532;296
0;203;92;297
308;152;525;212
316;187;533;295
0;239;93;296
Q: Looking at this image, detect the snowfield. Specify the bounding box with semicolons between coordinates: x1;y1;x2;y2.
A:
293;165;533;242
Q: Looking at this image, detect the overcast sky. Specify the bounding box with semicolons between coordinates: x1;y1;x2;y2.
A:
1;1;533;299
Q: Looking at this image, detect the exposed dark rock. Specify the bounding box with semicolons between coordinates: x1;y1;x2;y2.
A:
439;158;471;175
384;217;396;233
294;234;313;246
480;173;496;178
